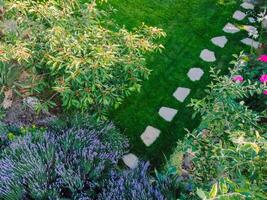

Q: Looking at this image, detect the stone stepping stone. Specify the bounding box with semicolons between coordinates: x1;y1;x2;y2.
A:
173;87;191;102
158;107;178;122
187;68;204;81
243;25;256;31
141;126;161;147
243;25;257;35
241;2;254;10
223;23;240;33
233;10;246;21
122;153;139;169
200;49;216;62
211;36;228;48
241;38;260;49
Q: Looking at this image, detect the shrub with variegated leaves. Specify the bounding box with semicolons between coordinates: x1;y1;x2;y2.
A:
0;0;165;118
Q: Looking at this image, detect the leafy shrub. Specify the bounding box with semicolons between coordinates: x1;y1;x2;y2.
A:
0;119;128;199
0;0;165;118
169;54;267;199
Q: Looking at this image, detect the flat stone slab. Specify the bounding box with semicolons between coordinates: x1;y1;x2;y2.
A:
200;49;216;62
141;126;160;147
241;38;260;49
223;23;240;33
233;10;246;21
187;68;204;81
243;25;257;35
241;2;254;10
122;153;139;169
158;107;178;122
173;87;191;102
211;36;228;48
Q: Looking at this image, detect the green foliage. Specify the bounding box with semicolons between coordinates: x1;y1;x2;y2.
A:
0;124;45;153
0;0;165;118
170;54;267;199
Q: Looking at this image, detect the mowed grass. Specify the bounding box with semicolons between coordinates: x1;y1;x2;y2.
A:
106;0;249;167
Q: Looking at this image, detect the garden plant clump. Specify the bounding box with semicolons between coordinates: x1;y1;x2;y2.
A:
170;61;267;199
0;116;180;199
0;0;165;119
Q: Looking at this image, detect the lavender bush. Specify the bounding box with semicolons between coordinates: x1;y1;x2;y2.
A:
100;162;179;200
0;115;179;199
0;121;128;199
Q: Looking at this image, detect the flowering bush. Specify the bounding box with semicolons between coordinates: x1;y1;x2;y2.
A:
0;0;165;118
229;52;267;111
101;162;168;200
237;8;267;99
169;54;267;199
0;115;181;199
0;119;128;199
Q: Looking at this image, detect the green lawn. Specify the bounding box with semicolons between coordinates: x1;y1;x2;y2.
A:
107;0;249;167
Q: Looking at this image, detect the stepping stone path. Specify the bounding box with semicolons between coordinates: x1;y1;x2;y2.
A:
122;153;139;169
233;10;246;21
187;68;204;81
173;87;191;102
141;126;161;147
124;0;257;168
211;36;228;48
241;38;260;49
241;2;254;10
158;107;178;122
200;49;216;62
223;23;240;33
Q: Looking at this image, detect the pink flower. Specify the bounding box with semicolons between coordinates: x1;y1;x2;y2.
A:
232;75;244;83
263;90;267;95
259;74;267;84
257;55;267;62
